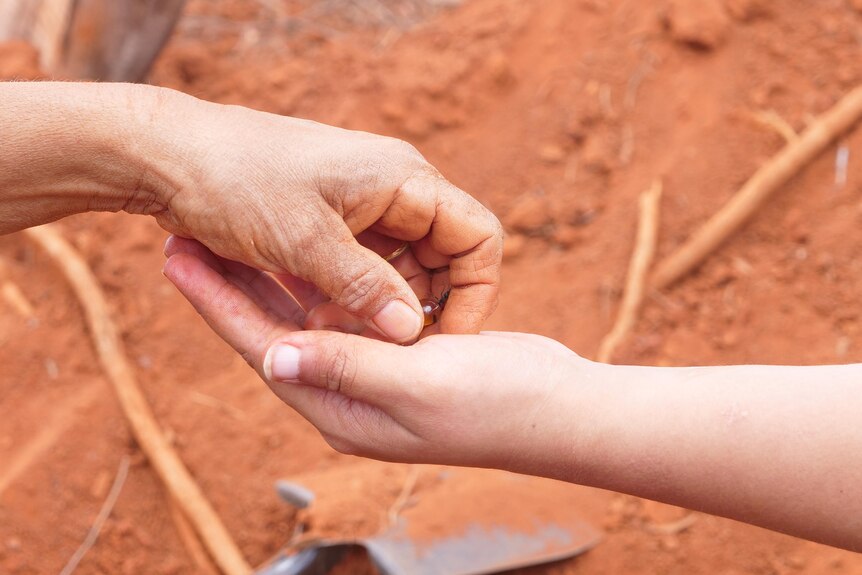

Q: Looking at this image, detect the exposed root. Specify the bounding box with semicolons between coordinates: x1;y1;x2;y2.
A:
170;498;220;575
0;258;35;318
597;180;662;364
24;224;251;575
652;86;862;290
1;280;34;318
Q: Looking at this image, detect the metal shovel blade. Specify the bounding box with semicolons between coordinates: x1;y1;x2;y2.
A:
258;467;601;575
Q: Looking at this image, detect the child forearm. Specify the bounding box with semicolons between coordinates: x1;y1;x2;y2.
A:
554;362;862;550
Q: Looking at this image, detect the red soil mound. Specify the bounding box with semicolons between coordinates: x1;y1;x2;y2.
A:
2;0;862;573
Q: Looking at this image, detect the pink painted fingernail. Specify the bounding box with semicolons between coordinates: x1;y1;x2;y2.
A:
372;300;422;342
265;344;301;382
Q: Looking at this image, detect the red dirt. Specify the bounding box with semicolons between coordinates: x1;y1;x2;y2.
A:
2;0;862;573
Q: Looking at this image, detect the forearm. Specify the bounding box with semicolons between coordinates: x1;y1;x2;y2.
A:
550;362;862;550
0;81;195;234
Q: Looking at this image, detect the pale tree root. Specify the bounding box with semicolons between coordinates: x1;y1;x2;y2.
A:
24;224;252;575
652;85;862;290
597;180;663;364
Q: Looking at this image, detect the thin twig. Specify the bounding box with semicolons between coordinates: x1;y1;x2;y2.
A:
59;456;130;575
189;390;247;421
652;85;862;290
597;180;662;363
24;224;251;575
1;280;34;318
749;109;798;144
388;465;420;526
0;258;34;318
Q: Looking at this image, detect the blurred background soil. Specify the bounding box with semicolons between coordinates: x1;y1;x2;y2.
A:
2;0;862;573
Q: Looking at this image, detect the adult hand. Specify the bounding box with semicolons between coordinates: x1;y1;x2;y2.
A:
0;82;503;342
155;91;502;342
163;236;585;473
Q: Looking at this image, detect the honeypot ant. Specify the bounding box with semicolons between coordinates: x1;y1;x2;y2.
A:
421;288;451;327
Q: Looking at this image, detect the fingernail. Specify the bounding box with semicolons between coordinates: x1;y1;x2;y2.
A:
372;300;421;342
265;344;301;382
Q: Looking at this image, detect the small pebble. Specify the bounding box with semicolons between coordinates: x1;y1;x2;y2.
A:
275;481;315;509
665;0;730;50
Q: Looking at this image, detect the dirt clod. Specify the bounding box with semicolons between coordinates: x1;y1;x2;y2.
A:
503;233;528;260
724;0;770;21
665;0;731;49
505;193;552;233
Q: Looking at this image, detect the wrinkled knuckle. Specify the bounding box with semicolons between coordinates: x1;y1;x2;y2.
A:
289;233;330;278
291;222;324;258
321;343;357;394
463;306;488;331
466;246;502;277
335;262;388;315
292;230;316;255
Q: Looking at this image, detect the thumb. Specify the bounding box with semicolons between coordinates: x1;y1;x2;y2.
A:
263;331;416;404
294;227;423;343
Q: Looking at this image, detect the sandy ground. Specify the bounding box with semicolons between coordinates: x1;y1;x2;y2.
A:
2;0;862;573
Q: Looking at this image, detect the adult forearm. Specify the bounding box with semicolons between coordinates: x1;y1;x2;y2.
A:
0;81;194;234
554;362;862;550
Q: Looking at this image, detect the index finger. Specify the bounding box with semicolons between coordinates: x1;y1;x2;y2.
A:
382;169;503;333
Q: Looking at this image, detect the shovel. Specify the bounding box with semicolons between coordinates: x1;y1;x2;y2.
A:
257;465;601;575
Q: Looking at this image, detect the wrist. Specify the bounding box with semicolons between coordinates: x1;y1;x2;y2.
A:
519;357;664;486
496;354;611;481
90;82;202;214
544;361;694;491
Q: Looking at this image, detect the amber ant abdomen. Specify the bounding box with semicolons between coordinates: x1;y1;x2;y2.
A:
421;289;450;327
421;299;441;326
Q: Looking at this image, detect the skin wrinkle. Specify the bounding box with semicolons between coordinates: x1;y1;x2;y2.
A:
420;195;501;326
207;267;281;353
450;237;502;282
315;156;350;217
293;217;360;287
434;201;500;258
229;269;285;319
350;401;397;456
443;289;490;330
243;196;308;273
336;258;392;313
326;393;372;452
342;189;394;235
380;187;433;240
